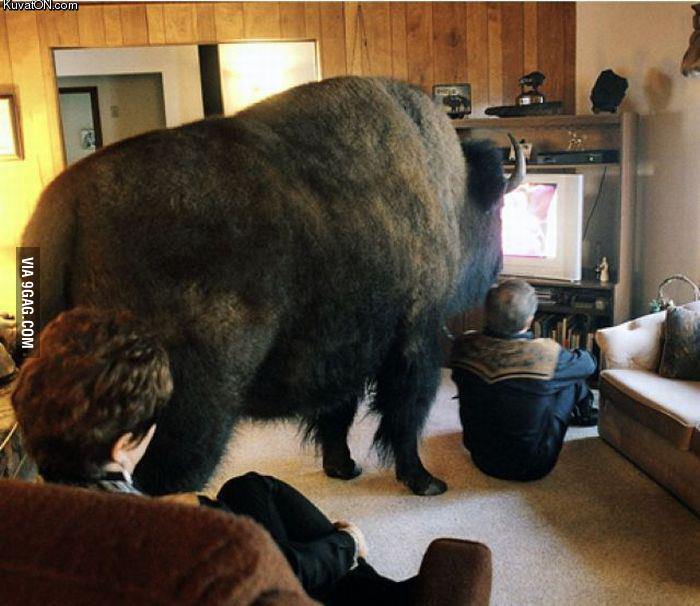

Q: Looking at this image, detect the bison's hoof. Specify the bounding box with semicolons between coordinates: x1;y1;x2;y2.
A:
324;460;363;480
402;475;448;496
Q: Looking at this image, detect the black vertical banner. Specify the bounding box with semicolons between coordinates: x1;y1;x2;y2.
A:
16;247;40;358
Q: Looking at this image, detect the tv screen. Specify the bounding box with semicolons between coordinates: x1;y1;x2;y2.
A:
501;174;583;282
502;182;558;259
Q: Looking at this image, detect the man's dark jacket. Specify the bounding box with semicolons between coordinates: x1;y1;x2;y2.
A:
450;330;596;481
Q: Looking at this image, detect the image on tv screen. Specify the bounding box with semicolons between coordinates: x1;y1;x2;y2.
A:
502;182;558;258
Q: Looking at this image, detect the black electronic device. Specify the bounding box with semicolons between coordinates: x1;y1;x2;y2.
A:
535;149;619;165
485;101;562;118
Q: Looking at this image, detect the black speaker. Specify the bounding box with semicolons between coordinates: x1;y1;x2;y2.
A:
590;69;628;114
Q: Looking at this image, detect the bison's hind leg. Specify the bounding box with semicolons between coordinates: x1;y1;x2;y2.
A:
372;330;447;496
306;395;363;480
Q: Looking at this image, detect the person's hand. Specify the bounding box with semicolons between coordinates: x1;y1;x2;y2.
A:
334;520;368;559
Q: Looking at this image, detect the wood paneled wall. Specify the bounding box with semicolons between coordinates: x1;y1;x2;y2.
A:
0;1;575;228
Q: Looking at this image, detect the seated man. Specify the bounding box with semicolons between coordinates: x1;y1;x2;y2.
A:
450;279;597;482
11;307;413;605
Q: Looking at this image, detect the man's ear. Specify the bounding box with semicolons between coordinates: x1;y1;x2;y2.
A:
111;432;135;465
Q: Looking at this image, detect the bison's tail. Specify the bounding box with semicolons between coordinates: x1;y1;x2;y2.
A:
20;177;77;335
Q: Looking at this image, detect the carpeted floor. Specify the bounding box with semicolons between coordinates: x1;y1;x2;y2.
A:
207;370;700;605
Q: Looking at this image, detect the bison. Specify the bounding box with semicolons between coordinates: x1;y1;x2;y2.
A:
22;76;522;495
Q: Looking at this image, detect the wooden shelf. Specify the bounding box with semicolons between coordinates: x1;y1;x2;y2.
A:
536;304;611;318
503;163;620;170
451;114;623;130
523;277;615;291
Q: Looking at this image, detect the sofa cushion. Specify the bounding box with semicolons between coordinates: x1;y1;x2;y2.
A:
600;369;700;450
658;306;700;380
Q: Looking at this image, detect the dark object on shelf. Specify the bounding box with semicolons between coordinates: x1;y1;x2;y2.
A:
590;69;628;113
485;102;563;118
443;94;470;119
433;83;471;119
535;149;619;164
681;3;700;76
516;71;546;106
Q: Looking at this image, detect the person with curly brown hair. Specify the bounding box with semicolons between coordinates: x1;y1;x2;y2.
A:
12;307;414;605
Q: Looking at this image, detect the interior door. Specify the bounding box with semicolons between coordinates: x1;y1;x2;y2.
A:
58;86;103;166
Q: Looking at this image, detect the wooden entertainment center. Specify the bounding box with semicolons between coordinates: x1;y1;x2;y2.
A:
445;113;637;357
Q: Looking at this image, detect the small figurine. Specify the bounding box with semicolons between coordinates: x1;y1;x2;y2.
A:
516;71;546;106
567;129;585;152
442;94;470;119
596;256;610;283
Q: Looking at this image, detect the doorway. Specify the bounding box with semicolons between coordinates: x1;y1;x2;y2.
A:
58;87;103;166
57;73;167;167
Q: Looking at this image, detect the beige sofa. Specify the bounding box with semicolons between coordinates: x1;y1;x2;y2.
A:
595;301;700;516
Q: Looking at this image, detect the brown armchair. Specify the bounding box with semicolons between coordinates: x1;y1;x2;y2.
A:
0;480;492;606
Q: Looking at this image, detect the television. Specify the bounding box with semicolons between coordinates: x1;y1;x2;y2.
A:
501;173;584;282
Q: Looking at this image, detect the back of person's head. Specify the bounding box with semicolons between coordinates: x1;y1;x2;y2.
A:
484;279;538;336
11;307;172;481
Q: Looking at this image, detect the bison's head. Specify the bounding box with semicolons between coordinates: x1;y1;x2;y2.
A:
448;135;525;315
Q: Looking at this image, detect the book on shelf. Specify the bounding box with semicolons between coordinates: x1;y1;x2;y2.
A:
533;312;595;353
535;287;557;302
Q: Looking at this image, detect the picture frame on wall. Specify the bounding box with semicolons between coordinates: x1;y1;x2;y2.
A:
0;94;23;160
80;128;97;151
432;83;471;119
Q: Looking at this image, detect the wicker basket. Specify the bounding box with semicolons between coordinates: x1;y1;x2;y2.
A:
649;274;700;312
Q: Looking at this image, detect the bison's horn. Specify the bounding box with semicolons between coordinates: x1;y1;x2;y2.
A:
505;133;526;193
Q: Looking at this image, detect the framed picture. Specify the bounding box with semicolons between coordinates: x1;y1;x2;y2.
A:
80;128;97;151
0;94;22;160
432;83;471;119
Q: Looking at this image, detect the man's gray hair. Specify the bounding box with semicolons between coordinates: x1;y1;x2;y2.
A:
485;278;538;336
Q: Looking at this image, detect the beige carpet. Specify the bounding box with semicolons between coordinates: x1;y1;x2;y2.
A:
207;370;700;605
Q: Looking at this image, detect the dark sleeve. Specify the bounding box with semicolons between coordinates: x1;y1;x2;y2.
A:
552;348;597;382
277;530;356;595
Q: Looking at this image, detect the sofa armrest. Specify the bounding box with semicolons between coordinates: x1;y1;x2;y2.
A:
596;311;666;371
413;538;492;606
0;479;316;606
